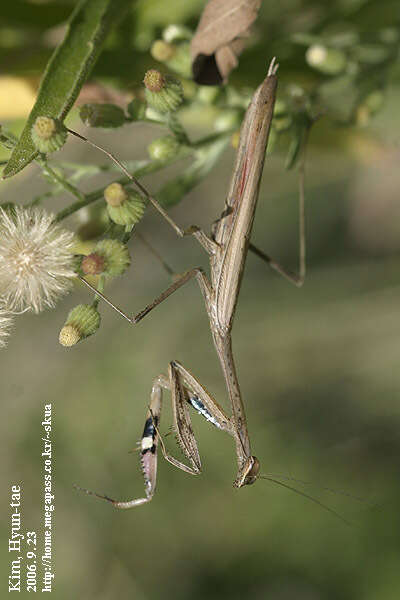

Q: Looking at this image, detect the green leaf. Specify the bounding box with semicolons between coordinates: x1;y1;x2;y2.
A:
3;0;131;180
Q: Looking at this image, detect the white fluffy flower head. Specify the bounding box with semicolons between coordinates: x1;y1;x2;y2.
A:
0;206;76;313
0;306;13;348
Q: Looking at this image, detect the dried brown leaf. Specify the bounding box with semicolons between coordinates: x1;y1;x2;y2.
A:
191;0;262;85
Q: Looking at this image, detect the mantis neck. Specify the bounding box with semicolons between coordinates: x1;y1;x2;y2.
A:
212;331;251;469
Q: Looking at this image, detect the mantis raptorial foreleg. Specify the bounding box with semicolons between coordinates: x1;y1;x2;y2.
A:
75;381;164;508
76;360;233;508
155;360;233;474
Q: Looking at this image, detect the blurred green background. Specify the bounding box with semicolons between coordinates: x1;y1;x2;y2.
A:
1;1;400;598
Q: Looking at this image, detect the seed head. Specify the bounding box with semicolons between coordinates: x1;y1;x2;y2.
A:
127;98;147;121
0;306;14;348
0;206;76;313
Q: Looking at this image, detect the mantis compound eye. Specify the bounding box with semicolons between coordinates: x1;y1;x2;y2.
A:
234;456;260;487
245;456;260;485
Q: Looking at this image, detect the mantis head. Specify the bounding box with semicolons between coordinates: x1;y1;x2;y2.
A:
233;455;260;487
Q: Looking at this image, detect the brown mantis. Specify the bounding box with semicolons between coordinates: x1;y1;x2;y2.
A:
72;58;352;522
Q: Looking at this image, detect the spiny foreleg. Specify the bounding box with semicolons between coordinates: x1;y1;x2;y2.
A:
154;360;233;474
74;375;166;509
75;361;233;508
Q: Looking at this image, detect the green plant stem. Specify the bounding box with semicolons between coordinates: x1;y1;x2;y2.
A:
55;143;198;223
54;154;185;222
92;274;106;309
54;129;230;222
37;158;85;201
191;130;233;148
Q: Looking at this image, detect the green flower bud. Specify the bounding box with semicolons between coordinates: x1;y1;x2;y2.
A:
93;239;130;277
380;28;399;44
167;44;191;78
364;90;384;113
273;99;288;117
354;44;390;65
104;182;146;226
72;240;96;257
127;98;147;121
59;304;100;347
197;86;221;105
151;40;176;62
79;103;126;128
162;24;192;44
181;79;197;100
104;182;128;207
143;70;183;113
148;135;180;161
306;45;346;75
214;108;242;132
355;90;384;126
31;117;67;153
273;114;292;132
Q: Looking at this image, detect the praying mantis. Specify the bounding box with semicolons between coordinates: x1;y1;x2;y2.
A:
73;57;348;517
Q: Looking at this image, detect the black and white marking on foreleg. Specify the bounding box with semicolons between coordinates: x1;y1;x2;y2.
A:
187;395;223;429
141;415;158;454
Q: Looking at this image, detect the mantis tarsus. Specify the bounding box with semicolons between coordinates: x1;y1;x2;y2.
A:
72;58;351;523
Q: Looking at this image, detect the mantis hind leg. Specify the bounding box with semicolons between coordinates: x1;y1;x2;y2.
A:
248;128;309;288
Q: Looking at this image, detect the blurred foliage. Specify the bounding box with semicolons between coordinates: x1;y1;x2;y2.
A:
1;0;399;237
1;1;400;599
1;0;399;115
